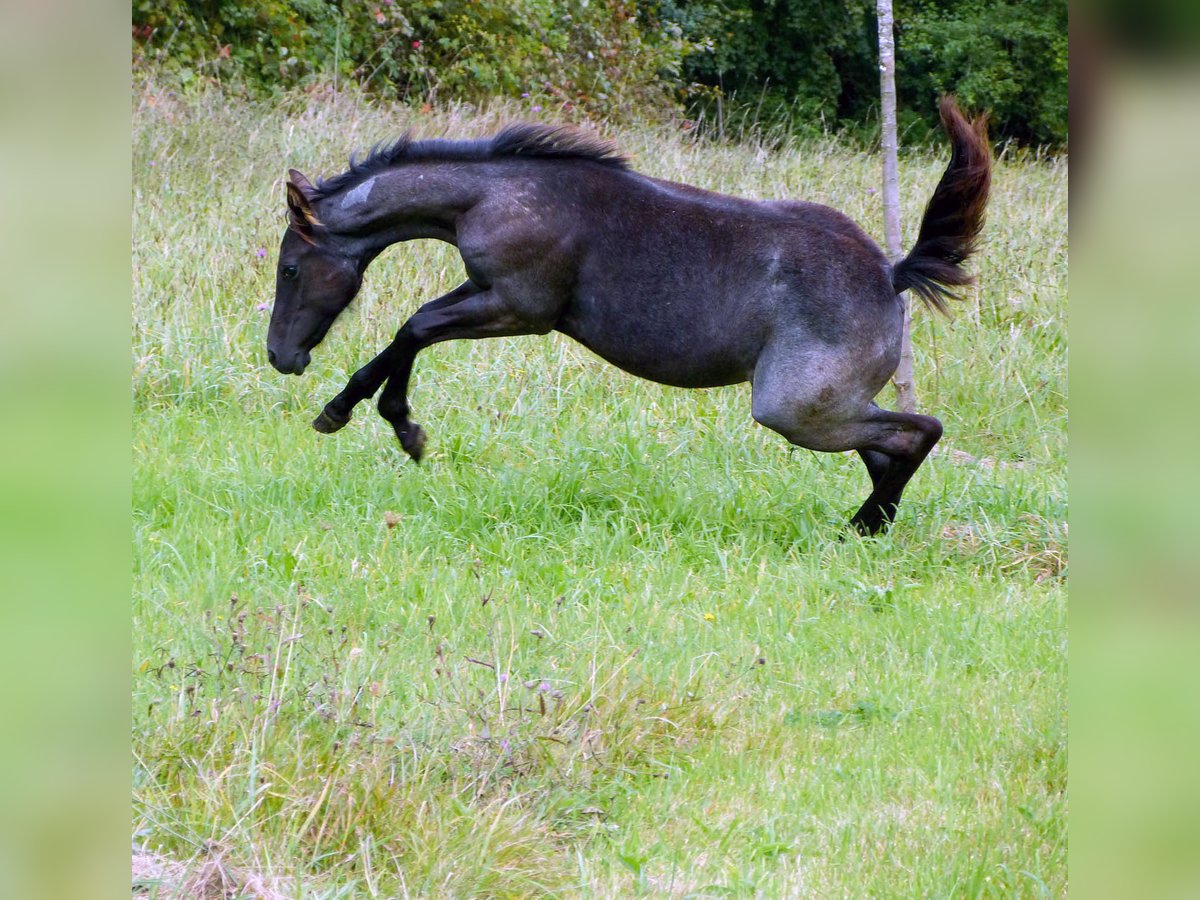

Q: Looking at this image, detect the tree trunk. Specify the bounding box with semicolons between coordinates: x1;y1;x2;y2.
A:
876;0;916;413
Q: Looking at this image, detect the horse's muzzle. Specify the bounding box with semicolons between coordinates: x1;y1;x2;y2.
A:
267;347;310;376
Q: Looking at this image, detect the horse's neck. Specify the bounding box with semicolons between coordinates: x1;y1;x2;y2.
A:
321;163;492;248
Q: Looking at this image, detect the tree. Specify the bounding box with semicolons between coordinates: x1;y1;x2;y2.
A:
876;0;916;413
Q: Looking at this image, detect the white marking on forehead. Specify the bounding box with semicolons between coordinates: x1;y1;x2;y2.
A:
340;177;377;209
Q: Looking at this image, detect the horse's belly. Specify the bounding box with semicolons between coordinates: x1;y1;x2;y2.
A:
555;316;753;389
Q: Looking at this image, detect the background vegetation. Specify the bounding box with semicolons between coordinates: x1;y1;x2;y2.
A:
132;80;1066;895
132;0;1068;145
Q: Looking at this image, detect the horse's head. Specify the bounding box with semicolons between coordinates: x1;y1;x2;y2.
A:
266;170;365;375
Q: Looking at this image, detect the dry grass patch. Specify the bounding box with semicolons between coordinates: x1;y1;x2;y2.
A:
132;844;291;899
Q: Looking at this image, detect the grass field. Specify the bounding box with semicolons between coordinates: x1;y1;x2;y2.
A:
132;84;1067;897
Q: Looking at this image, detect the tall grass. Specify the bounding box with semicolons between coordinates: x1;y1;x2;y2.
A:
133;81;1066;897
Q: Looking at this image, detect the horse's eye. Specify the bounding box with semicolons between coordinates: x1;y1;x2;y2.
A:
281;265;298;281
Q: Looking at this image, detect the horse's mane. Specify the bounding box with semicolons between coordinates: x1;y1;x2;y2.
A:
312;124;628;199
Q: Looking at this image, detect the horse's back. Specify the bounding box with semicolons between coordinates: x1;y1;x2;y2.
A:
587;171;898;319
542;168;898;386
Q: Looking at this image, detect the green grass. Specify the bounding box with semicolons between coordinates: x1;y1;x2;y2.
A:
132;83;1067;897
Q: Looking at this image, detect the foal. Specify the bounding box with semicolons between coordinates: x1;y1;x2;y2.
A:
267;98;990;534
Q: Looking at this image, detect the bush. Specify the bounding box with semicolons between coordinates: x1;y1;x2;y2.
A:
132;0;690;123
658;0;879;138
896;0;1068;146
659;0;1068;146
132;0;1068;144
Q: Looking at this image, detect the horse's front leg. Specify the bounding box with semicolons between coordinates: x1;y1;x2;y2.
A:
312;281;480;434
375;288;551;463
311;343;393;433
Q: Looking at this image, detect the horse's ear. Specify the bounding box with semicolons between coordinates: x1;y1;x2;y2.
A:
285;171;321;230
288;169;316;195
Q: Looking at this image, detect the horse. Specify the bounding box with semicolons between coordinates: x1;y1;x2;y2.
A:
267;98;990;534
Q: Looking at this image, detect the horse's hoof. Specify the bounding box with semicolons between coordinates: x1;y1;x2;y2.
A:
400;424;426;463
847;515;887;537
313;408;350;434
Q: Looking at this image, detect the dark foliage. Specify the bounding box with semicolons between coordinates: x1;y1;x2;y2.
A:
132;0;1067;145
132;0;689;122
660;0;1067;145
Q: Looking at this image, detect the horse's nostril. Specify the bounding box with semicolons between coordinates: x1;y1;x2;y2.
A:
268;349;277;365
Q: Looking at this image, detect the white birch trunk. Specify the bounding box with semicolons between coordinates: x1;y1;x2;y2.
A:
876;0;916;413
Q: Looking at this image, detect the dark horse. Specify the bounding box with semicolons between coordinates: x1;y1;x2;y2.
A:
267;98;990;534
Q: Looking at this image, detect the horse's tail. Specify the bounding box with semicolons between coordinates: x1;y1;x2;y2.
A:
891;97;991;315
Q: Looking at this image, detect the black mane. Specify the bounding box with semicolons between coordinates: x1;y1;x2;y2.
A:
312;124;629;199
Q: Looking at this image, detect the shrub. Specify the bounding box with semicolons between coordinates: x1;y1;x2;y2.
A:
132;0;691;123
132;0;1068;144
659;0;1068;146
896;0;1068;146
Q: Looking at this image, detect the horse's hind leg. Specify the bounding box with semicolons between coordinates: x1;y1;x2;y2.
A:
845;406;943;534
857;448;892;490
752;360;943;534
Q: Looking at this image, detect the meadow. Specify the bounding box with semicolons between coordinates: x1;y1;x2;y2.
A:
132;84;1067;897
